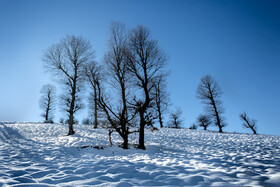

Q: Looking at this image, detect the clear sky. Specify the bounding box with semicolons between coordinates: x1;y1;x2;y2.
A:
1;0;280;136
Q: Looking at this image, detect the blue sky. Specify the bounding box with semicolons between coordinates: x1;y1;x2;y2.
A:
0;0;280;136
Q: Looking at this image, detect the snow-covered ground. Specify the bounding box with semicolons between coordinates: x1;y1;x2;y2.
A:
0;122;280;186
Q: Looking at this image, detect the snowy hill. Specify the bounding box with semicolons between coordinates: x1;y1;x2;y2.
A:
0;123;280;186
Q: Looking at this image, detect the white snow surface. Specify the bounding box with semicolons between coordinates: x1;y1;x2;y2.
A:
0;122;280;186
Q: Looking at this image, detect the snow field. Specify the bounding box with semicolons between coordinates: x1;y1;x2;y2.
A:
0;123;280;186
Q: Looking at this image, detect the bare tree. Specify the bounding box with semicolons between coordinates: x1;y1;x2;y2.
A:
88;92;101;128
39;84;56;123
103;22;134;149
168;108;184;128
84;23;137;149
59;118;64;124
196;75;225;133
43;35;95;135
82;118;91;125
197;114;211;130
94;69;138;149
240;112;257;134
189;123;197;130
83;62;102;128
126;25;168;150
152;75;170;128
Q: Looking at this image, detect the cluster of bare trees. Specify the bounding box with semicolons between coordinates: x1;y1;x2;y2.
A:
42;23;169;149
40;23;259;151
196;75;226;132
195;74;257;134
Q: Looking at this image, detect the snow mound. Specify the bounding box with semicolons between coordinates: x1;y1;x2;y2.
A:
0;122;280;186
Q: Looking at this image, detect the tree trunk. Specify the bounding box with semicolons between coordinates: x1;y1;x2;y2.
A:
137;112;146;150
68;73;77;135
109;130;113;145
211;98;223;133
68;92;75;135
252;128;256;134
94;86;98;128
68;113;75;135
204;126;207;130
68;124;75;135
66;112;75;134
158;109;163;128
122;133;129;149
218;125;223;133
45;91;51;122
45;108;49;122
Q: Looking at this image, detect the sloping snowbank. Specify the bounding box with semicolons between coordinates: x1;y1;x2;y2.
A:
0;122;279;186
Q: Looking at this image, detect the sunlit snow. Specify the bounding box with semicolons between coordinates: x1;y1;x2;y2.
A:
0;122;279;186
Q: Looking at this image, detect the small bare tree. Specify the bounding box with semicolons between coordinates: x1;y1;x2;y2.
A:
152;75;170;128
59;118;64;124
240;112;257;134
197;75;225;133
126;25;168;149
168;108;183;128
43;35;95;135
39;84;56;123
197;114;211;130
189;123;197;130
83;62;102;128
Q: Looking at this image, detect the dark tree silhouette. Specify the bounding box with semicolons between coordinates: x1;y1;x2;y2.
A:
43;35;95;135
197;114;211;130
85;22;137;149
94;68;139;149
189;123;197;130
102;22;134;149
152;75;170;128
82;118;91;125
83;62;102;129
59;118;64;124
88;91;101;128
240;112;257;134
39;84;56;123
196;75;225;133
126;25;168;149
168;108;183;128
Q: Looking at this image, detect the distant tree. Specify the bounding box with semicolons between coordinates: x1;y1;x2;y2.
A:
59;118;64;124
82;118;91;125
240;112;257;134
83;62;102;129
39;84;56;123
126;25;168;149
189;123;197;130
88;91;102;128
168;108;184;128
43;35;95;135
197;114;211;130
152;75;170;128
196;75;225;133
